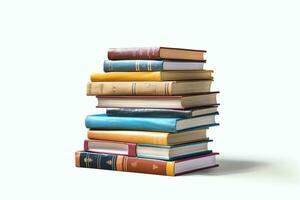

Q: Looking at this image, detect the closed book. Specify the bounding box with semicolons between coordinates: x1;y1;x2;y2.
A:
87;128;209;146
75;151;218;176
87;81;212;96
108;47;206;61
84;140;136;156
90;70;213;82
103;60;204;72
136;140;213;161
97;92;219;109
85;114;218;133
106;106;219;118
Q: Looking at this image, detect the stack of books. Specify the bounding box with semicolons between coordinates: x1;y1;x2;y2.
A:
76;47;220;176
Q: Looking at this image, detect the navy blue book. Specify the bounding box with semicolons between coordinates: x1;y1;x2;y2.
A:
137;140;213;161
103;60;204;72
106;106;218;118
85;114;218;133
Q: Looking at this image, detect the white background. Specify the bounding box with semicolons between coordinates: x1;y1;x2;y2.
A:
0;0;299;199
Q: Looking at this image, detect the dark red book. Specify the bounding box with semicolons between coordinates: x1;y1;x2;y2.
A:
108;47;206;61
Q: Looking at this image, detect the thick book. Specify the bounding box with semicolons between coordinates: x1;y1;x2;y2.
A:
106;106;218;118
103;60;205;72
87;128;208;145
75;151;218;176
85;114;218;133
96;92;219;109
87;80;212;96
84;140;136;156
90;70;213;82
108;47;206;61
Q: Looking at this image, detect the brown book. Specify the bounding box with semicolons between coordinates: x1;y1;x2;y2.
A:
108;47;206;61
87;80;212;96
75;151;219;176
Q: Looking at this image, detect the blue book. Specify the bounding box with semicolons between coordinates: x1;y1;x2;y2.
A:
103;60;204;72
85;114;218;133
137;140;213;161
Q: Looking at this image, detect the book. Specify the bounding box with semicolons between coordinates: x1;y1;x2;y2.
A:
84;140;136;156
87;128;208;145
137;140;212;160
108;47;206;61
75;151;218;176
103;60;205;72
87;80;212;96
90;70;213;82
85;114;218;133
106;106;219;118
96;92;218;109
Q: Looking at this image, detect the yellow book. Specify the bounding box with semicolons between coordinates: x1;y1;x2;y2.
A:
87;129;208;145
90;70;213;82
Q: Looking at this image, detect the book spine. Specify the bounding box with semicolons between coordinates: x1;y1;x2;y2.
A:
87;82;173;96
75;151;175;176
87;130;169;145
85;115;177;132
106;108;192;118
108;47;160;60
75;151;118;170
90;72;162;81
103;60;164;72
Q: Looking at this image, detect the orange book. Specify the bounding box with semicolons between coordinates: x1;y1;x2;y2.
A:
87;129;208;145
90;70;213;82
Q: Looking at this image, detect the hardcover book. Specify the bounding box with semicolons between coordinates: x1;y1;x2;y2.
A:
96;92;219;109
85;114;218;133
84;140;136;156
108;47;206;61
87;128;209;145
90;70;213;82
75;151;218;176
106;106;218;118
103;60;205;72
83;140;212;160
87;80;212;96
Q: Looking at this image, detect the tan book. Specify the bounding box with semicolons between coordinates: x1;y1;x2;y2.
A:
87;80;212;96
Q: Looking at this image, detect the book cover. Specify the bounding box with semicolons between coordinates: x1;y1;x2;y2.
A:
85;114;218;133
75;151;218;176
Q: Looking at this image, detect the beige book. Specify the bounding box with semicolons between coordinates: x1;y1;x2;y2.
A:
87;80;212;96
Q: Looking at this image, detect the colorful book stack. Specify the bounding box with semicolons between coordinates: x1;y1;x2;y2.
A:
76;47;220;176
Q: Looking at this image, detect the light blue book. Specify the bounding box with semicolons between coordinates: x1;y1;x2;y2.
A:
103;60;204;72
85;114;218;133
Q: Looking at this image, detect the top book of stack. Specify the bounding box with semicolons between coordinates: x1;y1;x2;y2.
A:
108;47;206;61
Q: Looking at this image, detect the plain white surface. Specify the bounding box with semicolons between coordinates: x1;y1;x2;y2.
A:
0;0;299;199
